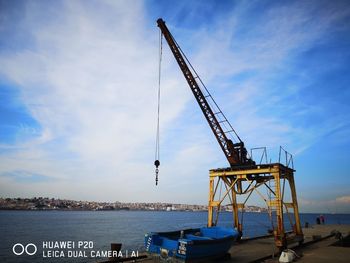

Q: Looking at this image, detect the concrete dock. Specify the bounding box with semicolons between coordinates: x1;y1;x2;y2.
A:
229;224;350;262
103;224;349;263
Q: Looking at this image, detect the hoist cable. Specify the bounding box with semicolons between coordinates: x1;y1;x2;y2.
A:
154;29;162;185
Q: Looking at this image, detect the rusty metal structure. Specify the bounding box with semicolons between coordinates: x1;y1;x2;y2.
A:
208;147;304;248
157;18;303;249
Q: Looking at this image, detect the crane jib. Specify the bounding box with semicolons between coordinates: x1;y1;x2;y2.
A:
157;18;253;166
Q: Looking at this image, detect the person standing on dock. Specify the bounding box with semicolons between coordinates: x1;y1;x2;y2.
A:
320;215;325;224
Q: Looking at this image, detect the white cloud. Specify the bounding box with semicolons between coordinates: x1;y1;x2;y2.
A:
180;1;350;156
0;0;193;202
298;195;350;213
336;196;350;204
0;1;349;205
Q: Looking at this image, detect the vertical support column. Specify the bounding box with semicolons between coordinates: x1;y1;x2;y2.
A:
207;177;215;227
273;166;286;248
288;174;303;236
236;179;243;194
231;184;241;234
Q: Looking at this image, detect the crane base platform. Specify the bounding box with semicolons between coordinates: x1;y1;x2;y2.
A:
207;163;303;249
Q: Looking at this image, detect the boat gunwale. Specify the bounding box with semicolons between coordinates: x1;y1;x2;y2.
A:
147;227;237;245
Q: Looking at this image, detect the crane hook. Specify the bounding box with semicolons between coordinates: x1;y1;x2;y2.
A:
154;160;160;185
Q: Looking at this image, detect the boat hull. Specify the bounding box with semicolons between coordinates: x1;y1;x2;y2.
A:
145;226;238;260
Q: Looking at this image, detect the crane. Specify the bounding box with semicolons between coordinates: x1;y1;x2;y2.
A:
156;18;254;167
155;19;304;249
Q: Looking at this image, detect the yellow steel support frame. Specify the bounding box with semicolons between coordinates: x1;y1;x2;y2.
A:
207;164;303;249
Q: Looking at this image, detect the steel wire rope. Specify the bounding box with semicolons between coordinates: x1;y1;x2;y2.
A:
154;29;162;185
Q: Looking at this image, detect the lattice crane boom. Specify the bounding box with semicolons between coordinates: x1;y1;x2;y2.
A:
157;18;253;166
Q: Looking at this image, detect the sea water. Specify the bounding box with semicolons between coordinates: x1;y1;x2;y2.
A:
1;210;349;262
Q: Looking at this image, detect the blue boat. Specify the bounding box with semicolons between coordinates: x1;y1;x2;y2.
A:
145;226;239;260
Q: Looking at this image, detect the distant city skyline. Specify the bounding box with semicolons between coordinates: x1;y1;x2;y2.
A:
0;197;269;213
0;1;350;213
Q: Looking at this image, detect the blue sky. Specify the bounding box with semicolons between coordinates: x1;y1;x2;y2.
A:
0;0;349;213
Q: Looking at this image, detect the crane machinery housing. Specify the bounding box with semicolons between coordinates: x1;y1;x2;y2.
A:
156;18;303;249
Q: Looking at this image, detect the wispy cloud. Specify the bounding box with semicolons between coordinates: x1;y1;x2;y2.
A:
0;1;349;206
0;170;55;183
299;195;350;213
336;196;350;204
170;1;350;157
0;0;192;201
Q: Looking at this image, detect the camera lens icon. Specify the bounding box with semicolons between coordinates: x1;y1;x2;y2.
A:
12;243;37;256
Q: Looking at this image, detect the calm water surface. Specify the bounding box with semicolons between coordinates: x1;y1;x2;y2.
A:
1;210;349;262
